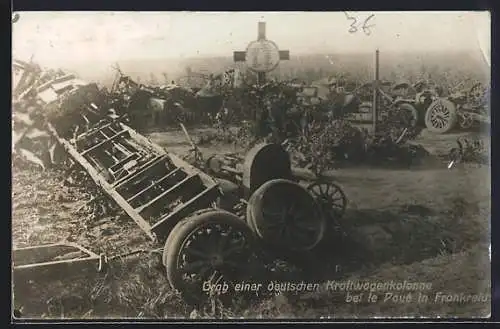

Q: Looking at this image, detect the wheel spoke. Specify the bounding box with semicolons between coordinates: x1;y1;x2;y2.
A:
218;227;233;250
328;189;341;198
221;241;247;257
224;260;247;270
332;202;344;209
325;183;332;195
181;260;210;274
310;188;321;198
184;245;209;259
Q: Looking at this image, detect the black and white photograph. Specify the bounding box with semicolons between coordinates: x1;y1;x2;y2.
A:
11;11;491;320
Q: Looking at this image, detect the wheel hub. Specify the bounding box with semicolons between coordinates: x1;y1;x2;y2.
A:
210;254;224;267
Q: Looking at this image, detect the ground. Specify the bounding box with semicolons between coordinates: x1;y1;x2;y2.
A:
11;126;491;319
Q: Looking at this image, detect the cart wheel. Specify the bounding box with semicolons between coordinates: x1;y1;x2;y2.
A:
247;179;326;251
306;181;347;221
424;99;457;134
163;209;255;303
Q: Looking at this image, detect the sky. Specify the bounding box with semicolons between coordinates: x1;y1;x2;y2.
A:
12;11;491;68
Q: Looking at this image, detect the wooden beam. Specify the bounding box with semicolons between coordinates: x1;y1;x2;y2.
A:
126;167;182;203
151;185;220;236
258;22;266;40
81;130;129;156
109;152;140;173
136;174;198;213
372;49;380;134
112;154;168;190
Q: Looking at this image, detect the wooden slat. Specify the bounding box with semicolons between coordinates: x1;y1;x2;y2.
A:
113;154;168;190
76;122;113;141
137;174;198;213
46;123;155;240
109;152;139;173
151;185;220;235
81;130;128;156
126;167;182;203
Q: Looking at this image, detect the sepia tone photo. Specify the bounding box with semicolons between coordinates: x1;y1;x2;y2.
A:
11;11;491;320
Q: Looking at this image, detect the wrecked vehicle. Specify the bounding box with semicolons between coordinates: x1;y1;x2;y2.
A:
424;81;490;134
12;65;350;307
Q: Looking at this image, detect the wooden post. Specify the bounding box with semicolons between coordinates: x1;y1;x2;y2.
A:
258;72;266;85
372;49;380;134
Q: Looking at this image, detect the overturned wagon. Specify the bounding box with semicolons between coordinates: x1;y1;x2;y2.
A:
44;112;347;301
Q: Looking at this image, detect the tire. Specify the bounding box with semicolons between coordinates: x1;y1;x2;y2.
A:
163;209;255;303
424;99;457;134
246;179;326;252
396;103;419;128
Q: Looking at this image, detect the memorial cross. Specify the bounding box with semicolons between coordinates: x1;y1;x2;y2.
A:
233;22;290;84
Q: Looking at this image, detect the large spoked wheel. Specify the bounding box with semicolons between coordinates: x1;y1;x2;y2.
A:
163;209;255;304
424;99;457;134
306;181;347;222
247;179;326;252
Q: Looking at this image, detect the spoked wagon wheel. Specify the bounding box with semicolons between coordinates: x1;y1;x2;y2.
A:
424;99;457;134
306;181;347;221
163;209;255;304
247;179;326;252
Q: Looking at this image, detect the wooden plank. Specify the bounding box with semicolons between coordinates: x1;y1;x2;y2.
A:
47;123;155;240
109;152;139;173
13;257;101;283
137;174;198;213
76;122;113;141
113;154;168;190
151;185;220;236
81;130;129;156
126;167;182;203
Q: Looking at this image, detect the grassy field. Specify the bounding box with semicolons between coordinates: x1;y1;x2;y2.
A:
11;126;491;319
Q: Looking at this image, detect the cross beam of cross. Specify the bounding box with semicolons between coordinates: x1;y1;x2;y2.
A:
233;22;290;82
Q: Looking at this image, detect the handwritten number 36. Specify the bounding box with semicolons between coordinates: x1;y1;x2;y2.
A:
344;12;375;35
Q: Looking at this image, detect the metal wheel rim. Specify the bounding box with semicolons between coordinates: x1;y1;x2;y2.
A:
429;102;451;129
307;182;347;219
175;222;252;295
259;188;323;249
